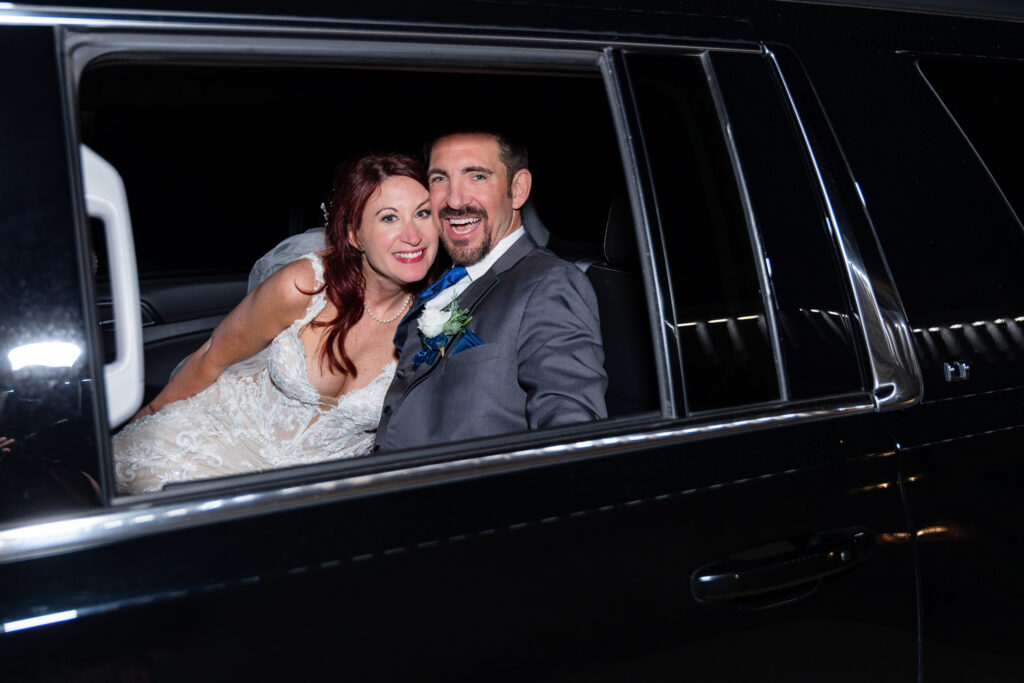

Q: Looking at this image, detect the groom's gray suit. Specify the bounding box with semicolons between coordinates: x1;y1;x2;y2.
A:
373;233;607;453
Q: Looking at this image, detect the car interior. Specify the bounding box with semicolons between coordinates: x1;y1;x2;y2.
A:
79;59;662;453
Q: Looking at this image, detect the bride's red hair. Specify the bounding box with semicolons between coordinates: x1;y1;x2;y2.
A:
314;153;428;377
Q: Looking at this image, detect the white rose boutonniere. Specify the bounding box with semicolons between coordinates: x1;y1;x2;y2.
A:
411;299;475;367
417;307;452;339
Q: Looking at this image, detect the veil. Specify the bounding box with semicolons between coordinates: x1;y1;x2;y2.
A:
225;227;329;376
246;227;328;292
170;227;328;380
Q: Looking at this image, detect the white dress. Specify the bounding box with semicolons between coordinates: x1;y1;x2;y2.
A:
113;253;395;495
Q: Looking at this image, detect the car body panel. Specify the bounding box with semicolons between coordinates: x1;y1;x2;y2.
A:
0;2;1020;680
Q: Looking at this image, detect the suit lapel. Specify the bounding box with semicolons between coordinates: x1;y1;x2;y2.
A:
397;234;540;394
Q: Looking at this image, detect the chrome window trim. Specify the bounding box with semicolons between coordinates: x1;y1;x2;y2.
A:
600;47;677;417
702;52;790;402
0;397;873;565
62;32;603;84
0;5;761;53
913;57;1024;234
764;47;923;410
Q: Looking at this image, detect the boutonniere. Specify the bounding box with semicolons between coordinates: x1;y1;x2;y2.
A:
412;299;482;367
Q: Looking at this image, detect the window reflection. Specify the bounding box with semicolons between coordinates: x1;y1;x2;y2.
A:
7;341;82;370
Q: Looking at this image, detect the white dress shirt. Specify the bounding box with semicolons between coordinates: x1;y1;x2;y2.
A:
426;226;526;311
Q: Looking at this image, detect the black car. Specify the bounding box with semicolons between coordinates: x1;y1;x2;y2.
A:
2;1;1024;680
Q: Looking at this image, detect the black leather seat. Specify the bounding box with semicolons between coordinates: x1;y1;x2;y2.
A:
580;192;660;417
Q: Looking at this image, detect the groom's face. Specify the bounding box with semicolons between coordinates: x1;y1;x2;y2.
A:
427;133;517;266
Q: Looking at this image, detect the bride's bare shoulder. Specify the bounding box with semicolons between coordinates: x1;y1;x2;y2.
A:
254;257;321;313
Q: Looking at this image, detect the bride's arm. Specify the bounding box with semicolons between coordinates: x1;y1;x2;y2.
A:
130;259;318;421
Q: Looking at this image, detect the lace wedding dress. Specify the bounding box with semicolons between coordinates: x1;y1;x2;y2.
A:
113;253;395;495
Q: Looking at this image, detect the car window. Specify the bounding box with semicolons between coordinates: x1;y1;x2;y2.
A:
74;45;670;496
625;51;866;413
625;52;781;412
918;58;1024;230
878;56;1024;399
708;51;865;400
70;38;880;501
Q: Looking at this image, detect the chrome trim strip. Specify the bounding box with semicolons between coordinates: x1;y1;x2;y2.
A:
914;59;1024;233
0;399;872;564
702;53;790;402
765;47;922;411
0;5;761;53
600;48;676;416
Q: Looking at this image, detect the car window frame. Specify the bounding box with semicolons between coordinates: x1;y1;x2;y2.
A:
0;16;915;564
61;27;679;502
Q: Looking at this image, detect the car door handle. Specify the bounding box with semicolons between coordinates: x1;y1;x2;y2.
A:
690;527;872;604
82;145;145;427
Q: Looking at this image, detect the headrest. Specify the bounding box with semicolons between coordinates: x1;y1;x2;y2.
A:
521;199;550;247
602;190;640;270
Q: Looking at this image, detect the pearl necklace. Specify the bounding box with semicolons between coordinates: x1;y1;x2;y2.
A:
364;293;412;324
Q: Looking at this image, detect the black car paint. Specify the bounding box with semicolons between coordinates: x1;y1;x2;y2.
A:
0;1;1021;680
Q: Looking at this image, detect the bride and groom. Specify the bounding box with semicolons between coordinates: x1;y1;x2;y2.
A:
113;130;608;495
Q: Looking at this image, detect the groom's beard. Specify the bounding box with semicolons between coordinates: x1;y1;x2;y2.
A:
439;206;492;266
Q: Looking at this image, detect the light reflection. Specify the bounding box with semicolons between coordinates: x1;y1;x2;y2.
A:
8;341;82;370
877;525;956;545
914;315;1024;335
677;314;765;328
3;610;78;633
848;481;892;494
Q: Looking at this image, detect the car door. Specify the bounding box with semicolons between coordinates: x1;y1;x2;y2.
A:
743;4;1024;679
2;8;921;681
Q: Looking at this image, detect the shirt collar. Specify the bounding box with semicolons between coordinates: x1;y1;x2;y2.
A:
465;226;525;281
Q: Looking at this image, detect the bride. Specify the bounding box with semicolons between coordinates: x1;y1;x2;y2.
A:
113;153;439;495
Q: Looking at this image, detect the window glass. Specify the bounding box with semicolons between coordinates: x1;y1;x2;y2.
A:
625;53;780;412
919;58;1024;228
708;52;864;400
867;56;1024;399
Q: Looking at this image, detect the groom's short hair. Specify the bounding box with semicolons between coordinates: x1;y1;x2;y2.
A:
424;129;529;195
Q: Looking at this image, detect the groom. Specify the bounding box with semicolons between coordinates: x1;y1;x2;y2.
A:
373;130;607;452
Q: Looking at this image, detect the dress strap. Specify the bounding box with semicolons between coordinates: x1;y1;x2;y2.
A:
295;252;328;327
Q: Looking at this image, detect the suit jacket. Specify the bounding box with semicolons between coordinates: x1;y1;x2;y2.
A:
373;234;607;453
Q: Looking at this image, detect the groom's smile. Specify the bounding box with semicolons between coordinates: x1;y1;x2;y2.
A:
428;133;530;266
440;207;487;238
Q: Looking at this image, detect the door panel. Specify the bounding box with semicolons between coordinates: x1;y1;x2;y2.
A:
0;26;106;522
4;410;915;680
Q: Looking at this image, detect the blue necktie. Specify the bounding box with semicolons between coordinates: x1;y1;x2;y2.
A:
415;266;467;303
393;266;467;350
